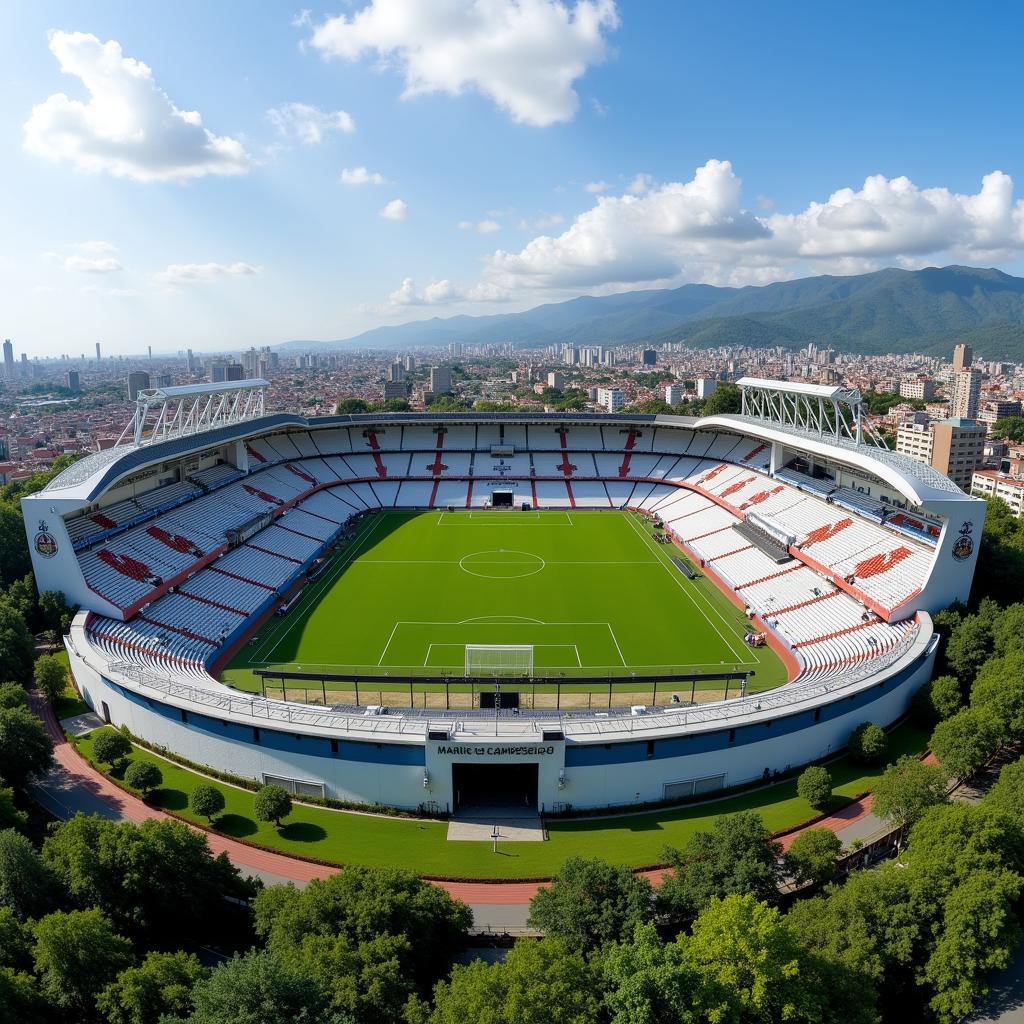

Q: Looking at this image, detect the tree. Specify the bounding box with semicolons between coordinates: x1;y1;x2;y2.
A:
32;908;133;1017
871;755;948;833
97;950;208;1024
923;867;1023;1023
983;755;1024;824
0;784;26;832
991;602;1024;657
38;590;76;637
0;706;53;787
334;398;369;414
701;383;741;416
254;784;292;828
930;706;1001;780
944;612;995;685
0;684;27;710
0;600;34;683
179;949;329;1024
0;829;55;920
786;828;842;886
914;675;962;724
796;765;833;811
33;654;66;705
124;760;163;798
847;722;887;765
254;868;471;995
42;815;254;945
93;729;133;768
971;651;1024;741
526;857;653;953
190;784;225;823
428;938;600;1024
990;415;1024;443
658;812;781;922
0;906;30;970
0;967;40;1024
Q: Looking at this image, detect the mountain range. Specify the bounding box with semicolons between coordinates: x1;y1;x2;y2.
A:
278;265;1024;359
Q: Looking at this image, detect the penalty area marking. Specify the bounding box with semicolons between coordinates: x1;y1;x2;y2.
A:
423;642;582;668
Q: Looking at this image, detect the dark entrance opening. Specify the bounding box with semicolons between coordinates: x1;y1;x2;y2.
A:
479;690;520;709
452;762;538;814
492;490;514;508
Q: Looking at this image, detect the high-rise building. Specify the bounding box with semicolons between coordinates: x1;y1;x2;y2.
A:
66;370;81;393
597;388;624;412
430;366;452;394
952;343;973;373
448;342;463;357
404;354;416;372
155;374;172;389
896;418;985;490
95;342;101;362
641;349;657;366
547;371;565;390
209;360;228;383
2;340;13;379
242;347;261;378
19;353;27;378
951;368;981;420
226;364;244;381
127;371;150;401
665;384;683;404
382;381;408;401
389;361;405;382
696;378;718;400
900;377;936;401
186;349;196;373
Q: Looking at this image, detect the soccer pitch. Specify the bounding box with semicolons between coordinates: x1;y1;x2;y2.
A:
222;510;789;699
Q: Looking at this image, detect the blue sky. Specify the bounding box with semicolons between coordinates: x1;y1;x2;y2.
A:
3;0;1024;357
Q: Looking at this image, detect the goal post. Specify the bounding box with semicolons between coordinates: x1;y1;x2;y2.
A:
464;644;534;677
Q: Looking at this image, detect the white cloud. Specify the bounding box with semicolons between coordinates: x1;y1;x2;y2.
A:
584;180;608;193
387;277;461;306
267;102;355;144
340;165;388;185
79;239;117;255
155;261;259;285
379;198;408;220
306;0;620;127
65;254;122;273
458;218;501;233
407;162;1024;304
626;172;653;196
24;31;250;182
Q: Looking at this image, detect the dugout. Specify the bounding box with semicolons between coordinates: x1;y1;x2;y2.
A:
491;490;514;508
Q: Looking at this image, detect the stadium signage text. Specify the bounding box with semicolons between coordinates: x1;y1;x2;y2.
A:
435;745;556;757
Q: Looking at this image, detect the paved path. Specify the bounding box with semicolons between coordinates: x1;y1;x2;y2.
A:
26;693;895;926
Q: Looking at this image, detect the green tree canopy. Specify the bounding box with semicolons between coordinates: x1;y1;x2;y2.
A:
527;857;654;953
31;908;133;1017
97;950;208;1024
33;655;66;705
0;829;55;920
334;398;369;414
930;706;1001;780
123;760;162;797
0;602;34;684
796;766;833;811
428;938;600;1024
253;784;292;827
658;811;781;922
0;684;27;711
786;828;842;886
847;722;888;765
0;707;53;788
92;729;133;767
870;755;948;832
190;784;225;822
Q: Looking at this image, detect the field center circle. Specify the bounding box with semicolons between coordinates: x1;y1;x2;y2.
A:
459;549;545;579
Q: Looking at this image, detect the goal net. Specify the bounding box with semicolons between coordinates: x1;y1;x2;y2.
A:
464;644;534;677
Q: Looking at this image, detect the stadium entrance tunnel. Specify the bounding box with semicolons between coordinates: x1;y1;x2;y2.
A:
452;762;539;815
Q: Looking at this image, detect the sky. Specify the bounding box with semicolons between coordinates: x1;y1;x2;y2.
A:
3;0;1024;358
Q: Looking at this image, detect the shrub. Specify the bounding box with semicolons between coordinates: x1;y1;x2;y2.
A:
92;730;132;768
254;785;292;828
123;760;162;797
0;683;28;710
848;722;887;765
191;784;226;824
796;766;832;811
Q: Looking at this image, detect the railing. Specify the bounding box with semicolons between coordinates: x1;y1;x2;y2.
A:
98;619;928;741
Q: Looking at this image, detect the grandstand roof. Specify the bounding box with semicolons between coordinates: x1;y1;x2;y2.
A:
735;377;859;401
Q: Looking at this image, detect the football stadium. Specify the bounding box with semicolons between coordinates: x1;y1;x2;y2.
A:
24;377;983;815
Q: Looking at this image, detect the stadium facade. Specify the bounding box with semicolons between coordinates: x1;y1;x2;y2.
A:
24;378;983;813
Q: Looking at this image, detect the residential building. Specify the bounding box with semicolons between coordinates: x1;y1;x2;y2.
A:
696;378;718;400
388;361;405;382
951;368;981;419
66;370;80;393
547;371;565;390
972;470;1024;516
978;400;1022;429
382;380;408;401
2;340;13;380
899;377;936;401
642;349;657;366
597;387;624;412
896;417;986;489
952;343;973;372
665;384;683;404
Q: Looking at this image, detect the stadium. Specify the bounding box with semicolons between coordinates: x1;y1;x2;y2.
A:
23;377;983;815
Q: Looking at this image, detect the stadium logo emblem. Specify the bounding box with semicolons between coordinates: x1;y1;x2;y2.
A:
34;531;58;558
952;521;974;562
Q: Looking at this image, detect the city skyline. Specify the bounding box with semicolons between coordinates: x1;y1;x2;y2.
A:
4;1;1024;357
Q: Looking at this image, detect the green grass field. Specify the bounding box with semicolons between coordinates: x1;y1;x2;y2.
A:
222;509;788;703
74;724;928;879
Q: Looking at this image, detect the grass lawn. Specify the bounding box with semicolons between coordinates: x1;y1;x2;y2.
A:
73;723;927;880
223;509;788;704
49;649;91;721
